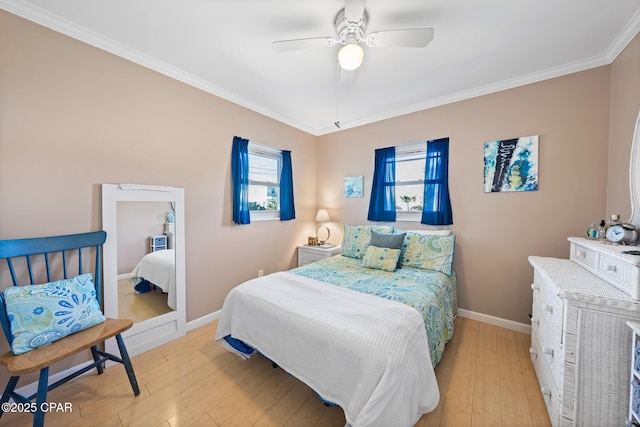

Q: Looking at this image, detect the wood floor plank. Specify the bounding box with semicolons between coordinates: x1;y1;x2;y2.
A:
446;316;479;412
0;317;551;427
496;327;534;426
471;322;502;424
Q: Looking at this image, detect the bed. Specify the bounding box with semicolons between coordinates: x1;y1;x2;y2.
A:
129;248;176;310
215;226;457;427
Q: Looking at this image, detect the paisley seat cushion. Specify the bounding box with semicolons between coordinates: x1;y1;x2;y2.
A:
3;273;106;355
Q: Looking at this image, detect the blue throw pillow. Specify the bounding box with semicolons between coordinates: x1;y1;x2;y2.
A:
370;230;406;250
3;273;106;355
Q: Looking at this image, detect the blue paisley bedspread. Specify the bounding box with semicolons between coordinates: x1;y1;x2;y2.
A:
289;255;457;366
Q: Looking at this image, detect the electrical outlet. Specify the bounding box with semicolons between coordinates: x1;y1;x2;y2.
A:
258;269;264;277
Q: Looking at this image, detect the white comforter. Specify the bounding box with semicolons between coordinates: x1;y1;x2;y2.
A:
215;271;439;427
129;249;176;310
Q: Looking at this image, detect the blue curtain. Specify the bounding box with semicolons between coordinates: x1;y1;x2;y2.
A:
421;138;453;225
231;136;250;224
367;147;396;222
280;150;296;221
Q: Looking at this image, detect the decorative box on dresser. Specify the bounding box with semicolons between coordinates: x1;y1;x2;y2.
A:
297;245;341;267
529;238;640;427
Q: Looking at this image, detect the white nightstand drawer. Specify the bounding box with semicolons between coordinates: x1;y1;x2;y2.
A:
297;245;341;267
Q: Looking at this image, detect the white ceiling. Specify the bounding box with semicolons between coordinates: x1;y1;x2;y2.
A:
2;0;640;135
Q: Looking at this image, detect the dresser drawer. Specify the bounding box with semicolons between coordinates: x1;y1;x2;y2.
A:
569;238;640;299
532;314;564;391
570;242;597;269
597;253;633;286
532;271;564;341
530;332;567;427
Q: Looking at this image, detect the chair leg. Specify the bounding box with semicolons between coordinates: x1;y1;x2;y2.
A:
0;376;19;419
90;344;105;374
115;333;140;396
33;367;48;427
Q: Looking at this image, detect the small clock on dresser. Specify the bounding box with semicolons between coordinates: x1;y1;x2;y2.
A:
605;223;638;244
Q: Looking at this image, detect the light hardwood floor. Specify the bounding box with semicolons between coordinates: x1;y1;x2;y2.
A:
118;278;172;324
2;317;551;426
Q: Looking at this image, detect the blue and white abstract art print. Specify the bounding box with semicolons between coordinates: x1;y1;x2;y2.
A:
344;176;364;198
483;135;539;193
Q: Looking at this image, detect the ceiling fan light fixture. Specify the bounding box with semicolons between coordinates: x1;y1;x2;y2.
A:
338;43;364;70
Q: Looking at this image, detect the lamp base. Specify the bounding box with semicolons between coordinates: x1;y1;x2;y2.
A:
316;225;330;245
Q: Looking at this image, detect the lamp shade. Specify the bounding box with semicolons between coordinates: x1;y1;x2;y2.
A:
338;43;364;71
315;208;330;223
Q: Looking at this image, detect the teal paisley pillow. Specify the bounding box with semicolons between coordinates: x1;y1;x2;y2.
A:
362;246;401;272
3;273;106;355
400;233;456;276
341;225;394;259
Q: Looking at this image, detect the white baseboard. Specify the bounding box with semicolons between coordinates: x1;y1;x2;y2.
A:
457;308;531;334
187;309;221;331
117;273;130;280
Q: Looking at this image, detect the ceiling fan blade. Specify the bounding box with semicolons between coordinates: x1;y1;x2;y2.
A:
366;28;434;48
272;37;336;53
344;0;366;23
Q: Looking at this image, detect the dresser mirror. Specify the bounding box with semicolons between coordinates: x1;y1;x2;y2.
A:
629;109;640;231
102;184;186;357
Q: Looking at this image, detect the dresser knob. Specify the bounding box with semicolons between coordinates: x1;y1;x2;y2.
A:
542;304;553;314
542;346;554;357
540;386;552;398
529;348;538;361
606;265;617;272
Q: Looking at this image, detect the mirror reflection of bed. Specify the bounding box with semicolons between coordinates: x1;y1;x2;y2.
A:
116;201;175;323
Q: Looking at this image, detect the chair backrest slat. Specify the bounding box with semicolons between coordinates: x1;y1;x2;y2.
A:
44;252;51;283
62;250;68;279
26;255;34;285
6;258;18;287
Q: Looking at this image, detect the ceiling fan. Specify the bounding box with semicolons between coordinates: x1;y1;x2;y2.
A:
271;0;434;71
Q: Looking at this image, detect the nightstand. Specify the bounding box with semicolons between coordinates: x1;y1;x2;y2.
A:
149;235;168;252
297;245;341;266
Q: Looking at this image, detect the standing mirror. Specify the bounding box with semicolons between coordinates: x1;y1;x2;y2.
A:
102;184;186;357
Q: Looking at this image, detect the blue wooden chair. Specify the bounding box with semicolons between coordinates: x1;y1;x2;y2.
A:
0;231;139;426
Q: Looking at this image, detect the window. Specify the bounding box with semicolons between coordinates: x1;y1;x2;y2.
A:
248;144;282;221
368;138;452;225
395;145;427;221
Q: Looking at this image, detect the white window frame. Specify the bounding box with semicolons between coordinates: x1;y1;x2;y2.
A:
395;143;427;222
248;143;282;221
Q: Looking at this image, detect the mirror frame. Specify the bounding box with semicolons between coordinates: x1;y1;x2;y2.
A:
102;184;186;357
629;109;640;229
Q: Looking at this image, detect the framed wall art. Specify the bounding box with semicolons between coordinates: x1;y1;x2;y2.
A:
483;135;539;193
344;176;364;198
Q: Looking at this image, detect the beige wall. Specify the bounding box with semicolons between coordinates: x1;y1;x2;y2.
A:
607;33;640;217
317;67;613;324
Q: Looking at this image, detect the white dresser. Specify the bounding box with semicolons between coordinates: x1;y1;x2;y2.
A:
529;253;640;426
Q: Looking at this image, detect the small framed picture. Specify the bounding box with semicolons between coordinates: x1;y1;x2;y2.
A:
345;176;364;198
